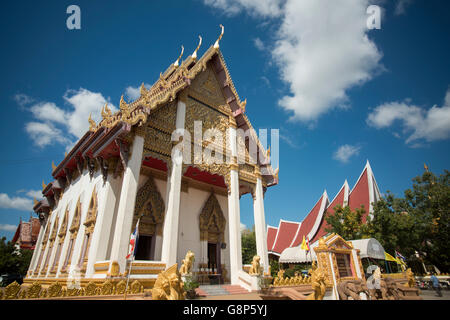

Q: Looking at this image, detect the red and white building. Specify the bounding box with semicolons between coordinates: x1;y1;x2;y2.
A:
267;161;382;259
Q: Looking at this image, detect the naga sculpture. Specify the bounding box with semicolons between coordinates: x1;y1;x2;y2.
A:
152;263;186;300
306;262;327;300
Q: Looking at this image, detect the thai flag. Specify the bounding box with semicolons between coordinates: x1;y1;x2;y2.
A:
395;250;406;261
126;219;140;260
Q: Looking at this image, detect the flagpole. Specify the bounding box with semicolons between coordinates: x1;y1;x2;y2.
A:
124;215;142;300
123;254;135;300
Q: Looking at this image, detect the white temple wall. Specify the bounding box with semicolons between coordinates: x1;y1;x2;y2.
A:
176;187;230;276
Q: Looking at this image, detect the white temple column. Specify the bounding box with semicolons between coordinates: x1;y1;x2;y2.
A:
28;217;46;276
85;172;119;278
108;133;144;275
161;99;186;266
227;126;242;284
253;175;269;274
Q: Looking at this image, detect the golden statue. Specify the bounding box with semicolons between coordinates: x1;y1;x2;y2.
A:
179;250;195;276
306;264;327;300
152;263;186;300
406;268;415;288
248;255;261;275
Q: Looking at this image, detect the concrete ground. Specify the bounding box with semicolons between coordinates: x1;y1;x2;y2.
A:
419;288;450;300
198;293;262;300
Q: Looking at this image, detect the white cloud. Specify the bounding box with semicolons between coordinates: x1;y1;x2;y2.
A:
253;37;265;51
13;93;34;108
333;144;361;163
203;0;383;123
395;0;413;15
240;222;247;232
0;224;17;232
125;83;151;101
0;193;33;211
25;122;71;148
367;88;450;144
25;190;43;200
203;0;283;17
21;88;117;148
63;88;117;138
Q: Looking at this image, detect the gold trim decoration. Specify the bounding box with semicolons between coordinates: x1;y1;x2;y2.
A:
133;176;165;236
199;193;226;242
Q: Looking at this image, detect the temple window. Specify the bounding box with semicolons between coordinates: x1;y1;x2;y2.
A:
335;253;353;278
61;198;81;274
78;188;98;272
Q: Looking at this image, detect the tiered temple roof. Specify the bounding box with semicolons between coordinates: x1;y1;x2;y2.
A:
268;161;381;256
33;26;278;215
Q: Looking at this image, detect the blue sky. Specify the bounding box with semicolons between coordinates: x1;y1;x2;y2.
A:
1;0;449;239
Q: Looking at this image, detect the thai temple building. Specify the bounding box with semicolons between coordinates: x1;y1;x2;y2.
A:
267;161;382;259
12;216;41;250
25;28;278;291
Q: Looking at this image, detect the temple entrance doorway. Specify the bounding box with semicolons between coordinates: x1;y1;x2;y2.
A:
207;241;222;284
135;235;155;260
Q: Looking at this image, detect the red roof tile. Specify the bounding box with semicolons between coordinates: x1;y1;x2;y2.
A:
270;220;300;254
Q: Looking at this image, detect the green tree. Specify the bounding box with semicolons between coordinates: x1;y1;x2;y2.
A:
324;205;367;240
241;227;256;265
0;237;33;278
403;169;450;272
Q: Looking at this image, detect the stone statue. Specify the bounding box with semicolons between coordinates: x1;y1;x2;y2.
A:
248;255;261;275
337;280;370;300
179;250;195;276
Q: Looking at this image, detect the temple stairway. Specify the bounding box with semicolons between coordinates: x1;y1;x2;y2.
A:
196;284;249;297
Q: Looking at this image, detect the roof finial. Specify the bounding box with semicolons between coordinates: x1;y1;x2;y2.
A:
139;82;148;96
173;45;184;67
214;24;224;49
101;103;112;118
191;35;202;60
274;167;279;179
88;113;96;131
424;163;429;172
42;180;47;190
52;161;56;171
34;198;38;206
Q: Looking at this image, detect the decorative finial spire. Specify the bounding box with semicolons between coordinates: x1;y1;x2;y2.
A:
34;198;38;206
214;24;224;49
88;113;96;131
267;146;271;158
119;95;128;110
191;35;202;60
173;45;184;67
274;167;279;179
241;98;247;112
101;103;112;119
139;82;148;96
52;161;56;171
42;180;47;190
424;163;429;172
65;151;68;157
